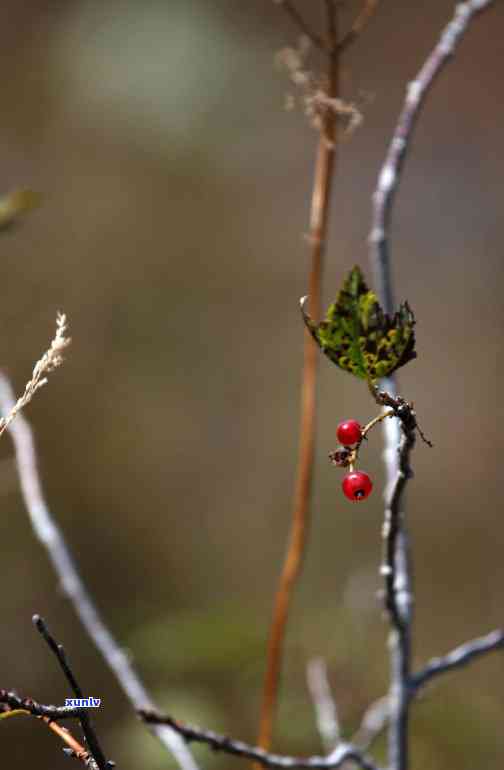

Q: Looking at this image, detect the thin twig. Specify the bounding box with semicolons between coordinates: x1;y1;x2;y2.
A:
140;711;382;770
411;629;504;692
351;697;389;752
368;3;496;769
306;658;340;751
348;626;504;752
0;690;84;720
0;374;199;770
338;1;379;54
33;615;112;770
257;0;340;753
0;694;101;769
324;0;338;51
274;1;327;51
43;718;100;769
369;0;496;317
350;625;504;747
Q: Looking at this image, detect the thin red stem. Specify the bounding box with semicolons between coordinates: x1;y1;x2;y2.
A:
256;3;339;754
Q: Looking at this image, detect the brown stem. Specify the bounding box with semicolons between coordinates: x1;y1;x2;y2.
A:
337;0;379;54
256;2;339;755
2;708;99;769
0;695;102;768
42;717;98;768
276;1;327;51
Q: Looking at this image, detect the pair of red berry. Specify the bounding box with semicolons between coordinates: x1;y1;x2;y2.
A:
336;420;373;502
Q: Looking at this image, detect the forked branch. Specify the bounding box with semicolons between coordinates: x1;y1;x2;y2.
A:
0;690;105;769
140;711;382;770
338;1;379;53
368;3;497;769
369;0;496;315
33;614;112;770
0;690;84;720
274;1;326;51
0;374;200;770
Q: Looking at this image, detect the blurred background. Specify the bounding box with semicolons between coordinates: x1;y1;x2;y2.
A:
0;1;503;768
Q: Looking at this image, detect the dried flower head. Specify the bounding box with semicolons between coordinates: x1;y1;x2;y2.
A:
276;38;363;138
0;313;71;438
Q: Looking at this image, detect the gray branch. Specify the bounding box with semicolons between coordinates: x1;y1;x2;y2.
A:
411;630;504;692
369;0;495;318
351;697;389;752
0;689;87;720
306;658;341;752
0;374;199;770
380;416;415;631
368;3;496;770
140;711;383;770
381;422;415;770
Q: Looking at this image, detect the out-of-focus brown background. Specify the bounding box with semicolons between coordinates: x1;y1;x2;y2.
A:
1;1;503;768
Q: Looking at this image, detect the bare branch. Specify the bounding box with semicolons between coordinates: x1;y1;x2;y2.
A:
367;3;496;769
0;691;103;770
43;718;101;770
338;1;379;54
0;374;200;770
411;629;504;692
274;1;327;51
34;614;82;694
381;427;415;631
351;697;389;752
0;690;84;720
369;0;495;318
306;658;340;751
33;615;112;770
324;0;338;51
349;623;504;756
366;387;417;632
351;625;504;750
140;711;382;770
381;430;414;770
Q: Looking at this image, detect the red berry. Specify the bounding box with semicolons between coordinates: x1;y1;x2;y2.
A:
342;471;373;502
336;420;362;446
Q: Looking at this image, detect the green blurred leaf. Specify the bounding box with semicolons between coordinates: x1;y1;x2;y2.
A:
301;265;416;380
0;189;41;230
128;603;265;676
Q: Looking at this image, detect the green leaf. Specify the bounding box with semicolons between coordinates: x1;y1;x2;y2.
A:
0;189;41;230
301;265;416;380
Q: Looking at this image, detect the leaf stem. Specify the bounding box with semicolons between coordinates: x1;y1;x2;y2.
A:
361;410;394;439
